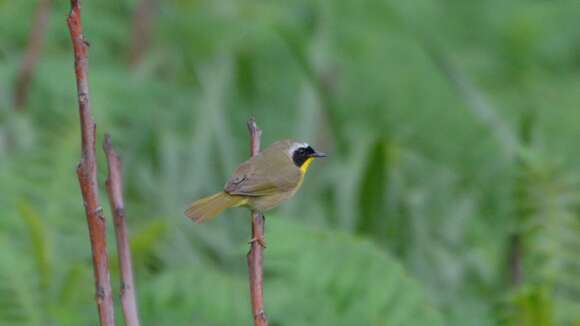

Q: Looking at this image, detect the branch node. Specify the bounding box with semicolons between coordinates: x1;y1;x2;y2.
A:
95;207;105;222
115;207;126;220
120;282;131;297
255;310;267;321
96;286;105;301
79;91;89;104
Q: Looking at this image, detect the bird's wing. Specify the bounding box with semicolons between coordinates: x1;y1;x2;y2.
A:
224;151;301;196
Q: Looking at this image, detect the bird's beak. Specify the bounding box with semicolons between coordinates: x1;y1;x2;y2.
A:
312;151;327;158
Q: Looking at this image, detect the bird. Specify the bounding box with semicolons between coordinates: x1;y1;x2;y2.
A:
185;139;326;223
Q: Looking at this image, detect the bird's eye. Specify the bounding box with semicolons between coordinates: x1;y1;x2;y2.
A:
293;147;310;167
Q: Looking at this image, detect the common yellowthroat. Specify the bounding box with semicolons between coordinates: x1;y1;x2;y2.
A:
185;140;326;223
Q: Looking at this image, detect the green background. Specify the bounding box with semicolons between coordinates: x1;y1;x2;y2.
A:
1;0;579;325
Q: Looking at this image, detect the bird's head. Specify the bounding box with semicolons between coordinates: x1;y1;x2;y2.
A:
286;141;327;173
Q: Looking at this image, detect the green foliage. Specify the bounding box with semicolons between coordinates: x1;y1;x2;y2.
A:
1;0;580;324
17;200;52;290
265;219;444;325
135;218;444;325
356;138;390;236
0;243;42;325
505;286;555;326
518;158;580;325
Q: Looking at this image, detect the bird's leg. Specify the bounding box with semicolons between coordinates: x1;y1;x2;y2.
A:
249;213;266;248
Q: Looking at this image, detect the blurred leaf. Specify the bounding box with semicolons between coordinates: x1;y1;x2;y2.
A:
57;263;88;308
519;159;580;325
424;43;520;157
356;138;389;236
506;286;555;326
130;219;168;267
0;241;42;325
265;218;445;325
16;199;51;290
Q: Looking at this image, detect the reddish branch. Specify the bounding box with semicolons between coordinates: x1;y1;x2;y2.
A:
13;0;51;111
104;135;141;326
67;1;115;325
246;117;268;326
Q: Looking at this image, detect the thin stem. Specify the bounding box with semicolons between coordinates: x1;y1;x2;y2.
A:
508;233;522;286
13;0;51;111
67;1;115;325
128;0;156;67
104;135;141;326
246;117;268;326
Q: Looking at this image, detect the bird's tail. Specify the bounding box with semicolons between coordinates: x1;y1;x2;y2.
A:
185;192;247;223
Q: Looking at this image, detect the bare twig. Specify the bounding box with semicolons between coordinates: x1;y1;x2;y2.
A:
67;1;115;325
508;233;522;286
128;0;156;67
13;0;51;111
104;135;141;326
246;117;268;326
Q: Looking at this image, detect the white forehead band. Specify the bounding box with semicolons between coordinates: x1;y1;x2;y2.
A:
287;142;309;156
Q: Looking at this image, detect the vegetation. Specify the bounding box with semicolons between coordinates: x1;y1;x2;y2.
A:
1;0;579;325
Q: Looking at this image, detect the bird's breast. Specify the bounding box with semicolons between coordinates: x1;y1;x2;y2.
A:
247;176;304;212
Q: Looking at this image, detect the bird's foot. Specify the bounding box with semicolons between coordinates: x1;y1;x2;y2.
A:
249;236;267;248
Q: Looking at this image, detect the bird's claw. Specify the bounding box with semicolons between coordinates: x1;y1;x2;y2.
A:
249;236;267;248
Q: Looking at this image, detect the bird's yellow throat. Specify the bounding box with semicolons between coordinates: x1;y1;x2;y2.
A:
300;157;315;173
